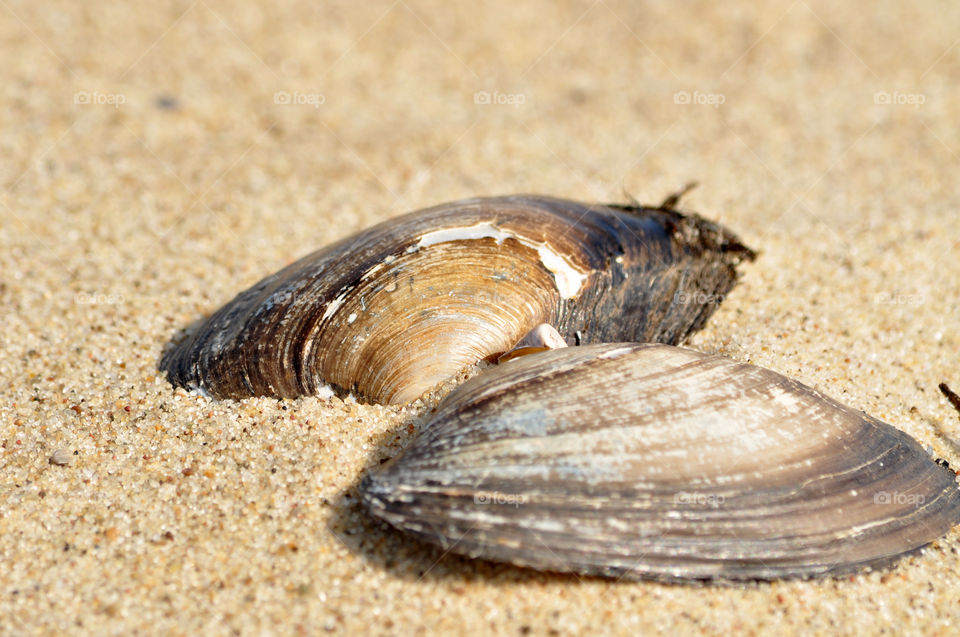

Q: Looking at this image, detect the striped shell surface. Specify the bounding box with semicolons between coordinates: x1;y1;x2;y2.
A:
161;196;753;404
361;343;960;581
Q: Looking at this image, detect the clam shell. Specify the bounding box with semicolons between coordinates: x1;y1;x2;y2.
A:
497;323;568;363
161;196;753;404
361;343;960;581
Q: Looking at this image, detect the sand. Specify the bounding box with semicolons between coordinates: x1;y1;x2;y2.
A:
3;0;960;634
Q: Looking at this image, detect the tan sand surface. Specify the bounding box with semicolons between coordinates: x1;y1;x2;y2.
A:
3;1;960;634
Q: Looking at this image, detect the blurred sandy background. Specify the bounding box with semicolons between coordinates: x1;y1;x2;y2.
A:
3;0;960;634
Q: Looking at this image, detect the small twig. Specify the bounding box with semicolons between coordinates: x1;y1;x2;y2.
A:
939;383;960;419
620;182;641;208
659;181;699;210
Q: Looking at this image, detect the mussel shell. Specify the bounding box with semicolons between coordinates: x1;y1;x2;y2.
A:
497;323;568;363
161;196;753;404
360;343;960;581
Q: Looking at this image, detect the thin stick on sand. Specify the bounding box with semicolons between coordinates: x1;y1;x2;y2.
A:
940;383;960;419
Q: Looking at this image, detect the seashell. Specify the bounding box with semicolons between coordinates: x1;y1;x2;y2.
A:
360;343;960;581
49;448;75;466
496;323;568;363
161;196;754;404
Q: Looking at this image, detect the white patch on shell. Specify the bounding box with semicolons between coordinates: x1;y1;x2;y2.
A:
415;222;588;299
769;386;804;413
347;312;358;324
534;246;587;299
416;222;514;248
361;262;385;280
597;346;634;360
321;285;355;321
321;297;344;321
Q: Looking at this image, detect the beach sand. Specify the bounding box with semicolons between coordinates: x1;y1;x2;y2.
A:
3;1;960;634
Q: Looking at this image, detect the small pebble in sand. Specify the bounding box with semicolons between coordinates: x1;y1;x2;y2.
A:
49;448;75;466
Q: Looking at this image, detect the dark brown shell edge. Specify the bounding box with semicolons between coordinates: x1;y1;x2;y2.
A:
159;195;755;403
